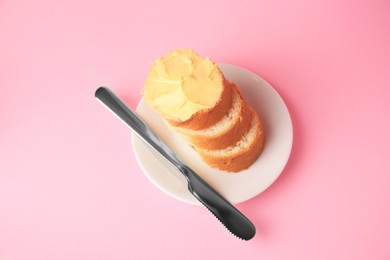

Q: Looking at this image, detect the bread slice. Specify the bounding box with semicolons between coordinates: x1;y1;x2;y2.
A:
195;109;265;172
143;49;233;131
177;81;252;150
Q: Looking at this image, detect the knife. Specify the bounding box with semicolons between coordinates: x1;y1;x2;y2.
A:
95;86;256;240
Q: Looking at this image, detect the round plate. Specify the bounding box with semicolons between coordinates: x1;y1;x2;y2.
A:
131;63;293;205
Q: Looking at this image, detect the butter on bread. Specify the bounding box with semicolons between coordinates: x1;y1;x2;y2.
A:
142;48;264;172
143;48;231;130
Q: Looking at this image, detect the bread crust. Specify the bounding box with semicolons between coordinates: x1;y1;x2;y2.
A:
196;109;265;172
178;82;253;150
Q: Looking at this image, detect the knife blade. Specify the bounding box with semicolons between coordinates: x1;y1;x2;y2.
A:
95;86;256;240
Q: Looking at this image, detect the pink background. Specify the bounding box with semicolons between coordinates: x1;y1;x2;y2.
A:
1;0;390;259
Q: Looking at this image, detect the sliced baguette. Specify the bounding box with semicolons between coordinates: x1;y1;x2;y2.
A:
177;81;252;150
195;108;265;172
142;48;265;172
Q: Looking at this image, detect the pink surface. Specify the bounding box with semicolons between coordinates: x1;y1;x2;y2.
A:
1;0;390;259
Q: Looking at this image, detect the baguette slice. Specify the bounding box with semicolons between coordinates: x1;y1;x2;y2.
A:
143;49;233;130
177;81;252;150
196;109;265;172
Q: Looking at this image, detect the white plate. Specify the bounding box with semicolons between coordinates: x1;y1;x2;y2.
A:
131;64;293;205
